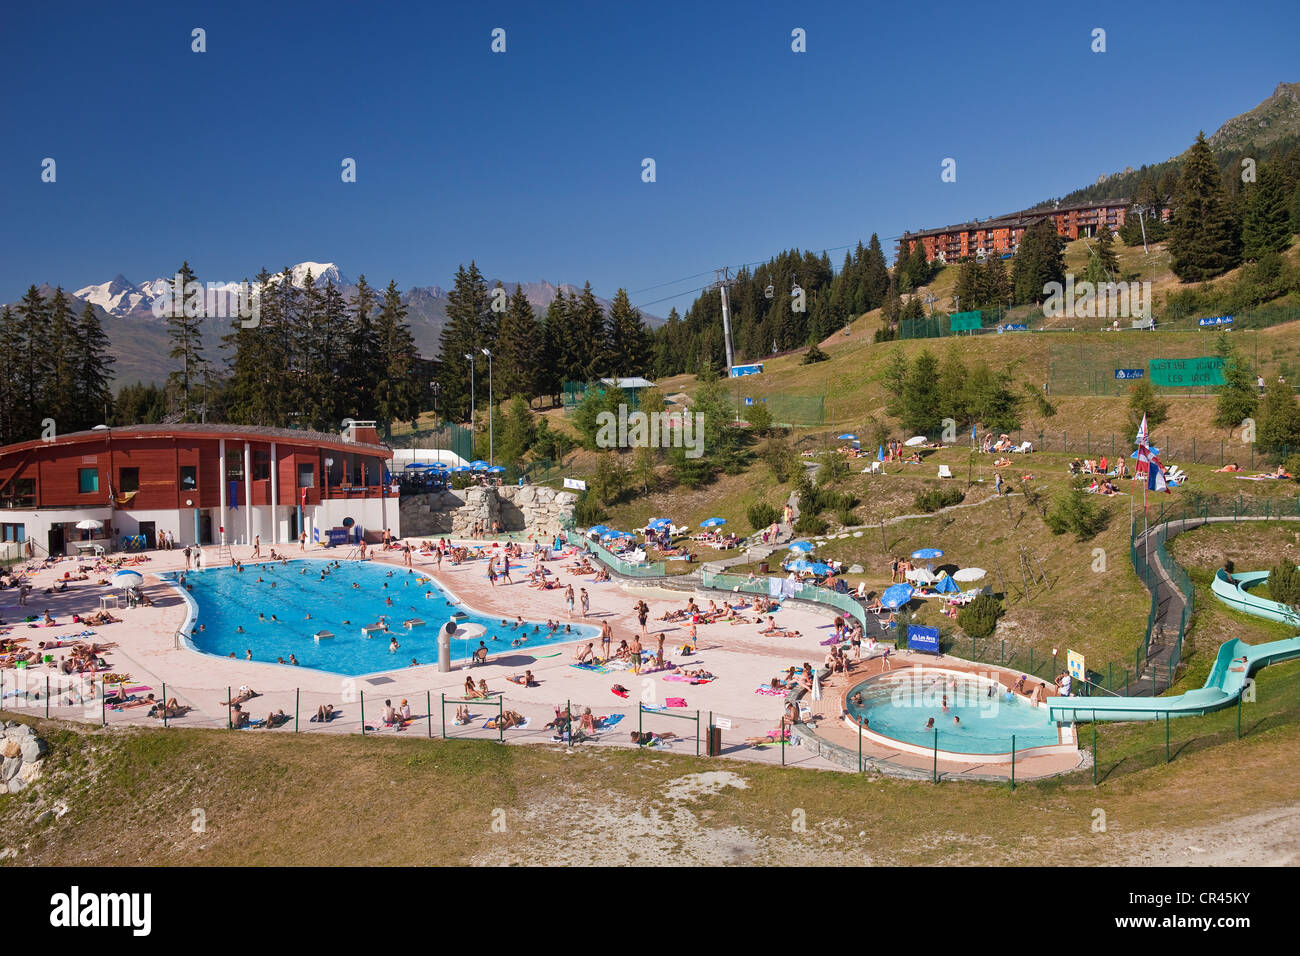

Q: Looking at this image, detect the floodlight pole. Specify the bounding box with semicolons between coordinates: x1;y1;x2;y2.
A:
464;353;475;432
482;348;494;466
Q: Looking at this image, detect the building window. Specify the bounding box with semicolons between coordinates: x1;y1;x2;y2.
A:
119;468;140;493
78;468;99;493
180;466;197;490
226;451;244;481
6;478;36;509
253;450;271;481
297;463;315;489
1;523;24;543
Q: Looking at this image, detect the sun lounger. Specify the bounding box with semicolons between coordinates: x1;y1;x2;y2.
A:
937;464;953;479
403;619;426;629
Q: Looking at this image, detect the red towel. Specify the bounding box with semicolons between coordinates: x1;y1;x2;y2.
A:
665;697;687;708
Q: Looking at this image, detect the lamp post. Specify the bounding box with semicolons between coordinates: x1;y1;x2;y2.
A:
464;353;475;432
481;348;494;466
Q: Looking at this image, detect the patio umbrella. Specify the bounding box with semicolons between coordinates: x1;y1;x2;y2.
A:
787;558;815;571
700;517;726;528
647;518;672;529
587;525;609;535
904;435;928;447
837;433;858;441
469;460;489;470
402;463;429;470
429;462;449;469
75;519;102;530
881;583;914;609
878;445;885;461
906;567;936;584
110;570;143;589
911;548;944;560
934;574;960;594
453;465;473;472
953;567;986;583
808;562;833;576
811;670;822;702
487;466;505;473
787;541;814;552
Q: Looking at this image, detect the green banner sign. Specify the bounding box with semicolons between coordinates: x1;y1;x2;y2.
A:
949;310;982;331
1148;356;1225;387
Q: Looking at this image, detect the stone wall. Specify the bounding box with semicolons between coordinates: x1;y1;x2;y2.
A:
398;485;576;539
2;723;48;794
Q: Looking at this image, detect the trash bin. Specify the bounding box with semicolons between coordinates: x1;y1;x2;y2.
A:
758;561;769;573
707;726;723;756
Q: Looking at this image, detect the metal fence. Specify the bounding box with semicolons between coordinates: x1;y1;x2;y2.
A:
582;535;666;577
961;428;1297;467
729;393;826;426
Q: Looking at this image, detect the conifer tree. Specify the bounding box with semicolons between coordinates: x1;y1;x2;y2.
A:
605;288;650;377
1242;161;1293;259
437;263;490;422
1170;132;1242;281
73;301;115;430
164;261;206;421
496;284;542;401
373;280;420;435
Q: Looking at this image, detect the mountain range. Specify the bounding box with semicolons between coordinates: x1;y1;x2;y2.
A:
32;264;662;386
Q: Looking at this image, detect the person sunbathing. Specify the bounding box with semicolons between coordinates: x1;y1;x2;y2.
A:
506;670;537;687
486;709;524;730
222;686;259;705
630;730;677;746
263;709;289;729
231;703;250;728
1215;462;1242;473
310;704;336;722
759;616;783;635
453;704;472;725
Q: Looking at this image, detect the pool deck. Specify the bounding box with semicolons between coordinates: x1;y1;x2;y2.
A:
1;542;1080;779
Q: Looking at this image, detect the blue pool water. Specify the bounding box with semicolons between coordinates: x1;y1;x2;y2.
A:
845;671;1060;754
171;559;598;676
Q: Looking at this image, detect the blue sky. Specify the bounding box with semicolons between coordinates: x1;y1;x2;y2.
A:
2;0;1297;315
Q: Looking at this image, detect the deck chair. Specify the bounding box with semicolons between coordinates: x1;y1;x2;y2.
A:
797;699;814;722
863;460;881;474
470;646;489;665
937;464;953;479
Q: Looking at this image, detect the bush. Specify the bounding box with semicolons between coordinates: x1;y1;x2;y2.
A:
573;492;607;528
746;502;781;532
1045;477;1110;540
834;507;857;527
794;512;827;536
913;484;965;513
816;450;850;485
957;594;1002;640
1267;560;1300;607
802;343;829;365
747;401;773;435
761;438;799;484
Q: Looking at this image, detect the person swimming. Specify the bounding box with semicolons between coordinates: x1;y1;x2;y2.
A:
236;625;245;634
258;613;266;621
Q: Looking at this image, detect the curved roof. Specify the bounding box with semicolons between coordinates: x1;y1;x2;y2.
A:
0;423;392;457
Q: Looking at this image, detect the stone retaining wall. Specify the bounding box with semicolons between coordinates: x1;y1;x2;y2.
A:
398;485;577;539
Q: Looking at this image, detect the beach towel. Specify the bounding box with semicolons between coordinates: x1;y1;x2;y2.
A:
819;636;841;646
665;697;687;708
641;703;666;712
611;686;629;698
598;713;625;728
572;662;612;675
663;674;711;683
754;685;786;696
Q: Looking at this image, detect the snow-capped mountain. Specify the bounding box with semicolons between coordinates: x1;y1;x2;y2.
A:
73;274;157;316
264;262;352;289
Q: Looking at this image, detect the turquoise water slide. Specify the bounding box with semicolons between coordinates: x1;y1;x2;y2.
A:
1045;570;1300;722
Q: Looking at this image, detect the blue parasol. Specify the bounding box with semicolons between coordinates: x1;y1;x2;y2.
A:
837;433;858;441
787;541;814;552
881;583;914;609
700;517;727;528
911;548;944;560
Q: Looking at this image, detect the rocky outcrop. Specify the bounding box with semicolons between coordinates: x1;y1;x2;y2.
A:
1;722;48;794
399;484;577;539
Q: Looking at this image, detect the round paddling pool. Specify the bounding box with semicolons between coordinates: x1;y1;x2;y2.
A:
168;559;598;676
844;670;1060;755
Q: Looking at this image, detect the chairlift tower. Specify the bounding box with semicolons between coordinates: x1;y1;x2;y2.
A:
715;267;736;372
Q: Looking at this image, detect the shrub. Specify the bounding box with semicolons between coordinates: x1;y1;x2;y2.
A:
1044;477;1110;540
957;594;1003;640
761;438;799;484
834;507;857;527
913;484;965;513
747;401;773;435
794;512;827;536
816;450;850;485
573;492;607;527
1267;560;1300;607
802;343;829;365
746;502;781;532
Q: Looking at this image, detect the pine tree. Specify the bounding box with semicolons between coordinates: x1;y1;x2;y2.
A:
373;280;420;436
862;234;890;310
1095;224;1120;274
1257;376;1300;459
540;290;573;404
45;288;78;430
0;306;23;444
1214;340;1257;433
437;263;491;422
1170;132;1242;281
573;282;609;380
221;269;275;426
1012;220;1066;303
346;275;382;422
495;284;542;402
1242;161;1293;259
73;302;115;430
164;261;206;421
605;288;650;377
14;286;50;441
498;394;537;467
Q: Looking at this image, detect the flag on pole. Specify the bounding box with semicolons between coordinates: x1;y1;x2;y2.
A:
1135;412;1148;449
970;424;977;442
1145;454;1171;493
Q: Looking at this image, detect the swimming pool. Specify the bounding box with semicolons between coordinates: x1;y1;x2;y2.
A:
170;559;599;676
844;670;1060;754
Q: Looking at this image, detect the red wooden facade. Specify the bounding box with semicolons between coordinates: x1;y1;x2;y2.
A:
0;425;396;513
